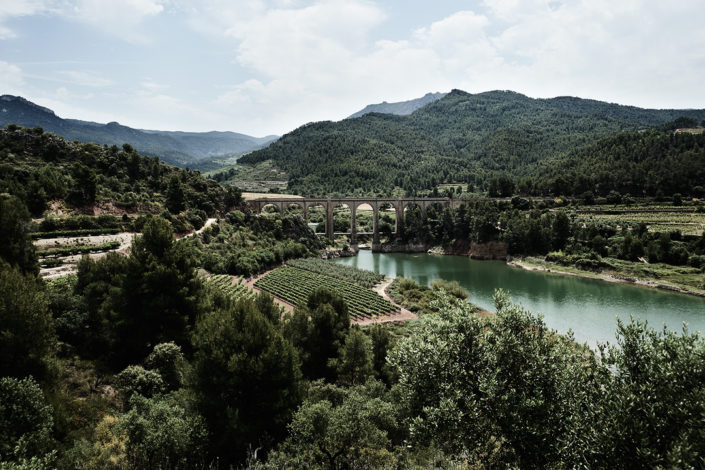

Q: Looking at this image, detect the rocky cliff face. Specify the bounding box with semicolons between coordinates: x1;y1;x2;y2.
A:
467;241;508;260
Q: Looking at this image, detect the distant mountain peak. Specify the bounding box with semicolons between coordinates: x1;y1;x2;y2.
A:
347;92;447;119
1;94;56;116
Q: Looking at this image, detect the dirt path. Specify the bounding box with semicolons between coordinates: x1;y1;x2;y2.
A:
178;218;218;239
356;278;418;326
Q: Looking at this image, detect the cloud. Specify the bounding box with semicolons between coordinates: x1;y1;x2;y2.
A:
0;61;24;93
0;0;57;39
64;0;166;42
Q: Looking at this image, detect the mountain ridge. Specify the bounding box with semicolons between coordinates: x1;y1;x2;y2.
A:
347;92;447;119
239;89;705;196
0;95;278;167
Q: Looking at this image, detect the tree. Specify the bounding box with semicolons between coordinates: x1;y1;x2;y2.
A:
166;174;185;214
285;287;350;381
595;319;705;468
0;377;54;465
67;162;96;207
75;217;202;367
551;211;571;250
0;264;55;380
118;395;207;469
191;297;303;464
144;342;185;391
389;290;604;467
333;327;374;386
276;381;398;469
0;196;38;276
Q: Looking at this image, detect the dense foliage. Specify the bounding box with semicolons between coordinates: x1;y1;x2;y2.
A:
0;125;241;218
537;125;705;198
238;90;705;196
186;210;323;277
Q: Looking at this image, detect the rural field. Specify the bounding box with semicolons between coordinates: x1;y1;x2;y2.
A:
255;263;398;320
572;204;705;235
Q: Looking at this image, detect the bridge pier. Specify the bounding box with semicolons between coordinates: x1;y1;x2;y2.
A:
350;205;357;244
325;199;334;240
249;196;458;246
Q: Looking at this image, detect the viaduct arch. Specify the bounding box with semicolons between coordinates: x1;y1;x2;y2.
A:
247;197;463;243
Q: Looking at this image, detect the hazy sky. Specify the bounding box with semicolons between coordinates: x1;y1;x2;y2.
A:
2;0;704;136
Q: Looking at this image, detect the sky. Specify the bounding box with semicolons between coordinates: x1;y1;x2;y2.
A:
1;0;704;137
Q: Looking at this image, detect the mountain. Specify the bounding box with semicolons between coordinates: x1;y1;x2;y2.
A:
537;119;705;197
239;89;705;196
0;95;277;167
347;92;446;119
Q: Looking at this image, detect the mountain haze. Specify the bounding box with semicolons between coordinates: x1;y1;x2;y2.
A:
347;92;447;119
240;89;705;196
0;95;277;168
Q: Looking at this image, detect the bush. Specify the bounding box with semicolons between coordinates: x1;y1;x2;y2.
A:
144;342;184;391
115;366;165;403
0;376;54;463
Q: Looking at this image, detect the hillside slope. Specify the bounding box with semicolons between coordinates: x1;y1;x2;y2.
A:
240;89;705;196
0;125;240;218
0;95;277;167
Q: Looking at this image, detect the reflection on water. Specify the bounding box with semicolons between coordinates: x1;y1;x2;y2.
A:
332;251;705;347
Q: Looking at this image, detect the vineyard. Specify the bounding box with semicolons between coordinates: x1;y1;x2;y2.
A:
205;274;259;302
573;207;705;236
255;266;397;319
286;258;384;288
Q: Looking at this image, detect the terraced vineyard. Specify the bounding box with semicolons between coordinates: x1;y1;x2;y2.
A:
286;258;384;288
255;266;397;319
206;274;258;302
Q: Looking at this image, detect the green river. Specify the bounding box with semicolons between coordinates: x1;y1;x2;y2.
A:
331;250;705;347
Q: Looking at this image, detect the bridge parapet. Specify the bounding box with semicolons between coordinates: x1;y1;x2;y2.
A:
247;197;463;241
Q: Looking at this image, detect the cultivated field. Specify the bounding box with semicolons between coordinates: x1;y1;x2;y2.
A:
255;265;397;320
572;205;705;236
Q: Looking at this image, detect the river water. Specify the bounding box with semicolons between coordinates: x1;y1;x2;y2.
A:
331;250;705;347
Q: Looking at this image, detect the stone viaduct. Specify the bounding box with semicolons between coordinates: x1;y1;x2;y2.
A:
247;197;465;243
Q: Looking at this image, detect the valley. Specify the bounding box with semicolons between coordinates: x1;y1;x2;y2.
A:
2;95;705;469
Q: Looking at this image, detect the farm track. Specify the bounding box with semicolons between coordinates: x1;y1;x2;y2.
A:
37;232;137;279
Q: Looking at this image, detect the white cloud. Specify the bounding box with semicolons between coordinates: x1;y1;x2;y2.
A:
134;0;705;133
0;61;24;93
0;0;57;39
64;0;166;42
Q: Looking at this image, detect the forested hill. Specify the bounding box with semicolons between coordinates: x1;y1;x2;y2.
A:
239;89;705;196
0;95;277;167
0;125;240;218
538;122;705;197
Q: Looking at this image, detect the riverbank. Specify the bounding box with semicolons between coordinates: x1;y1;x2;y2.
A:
508;256;705;299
